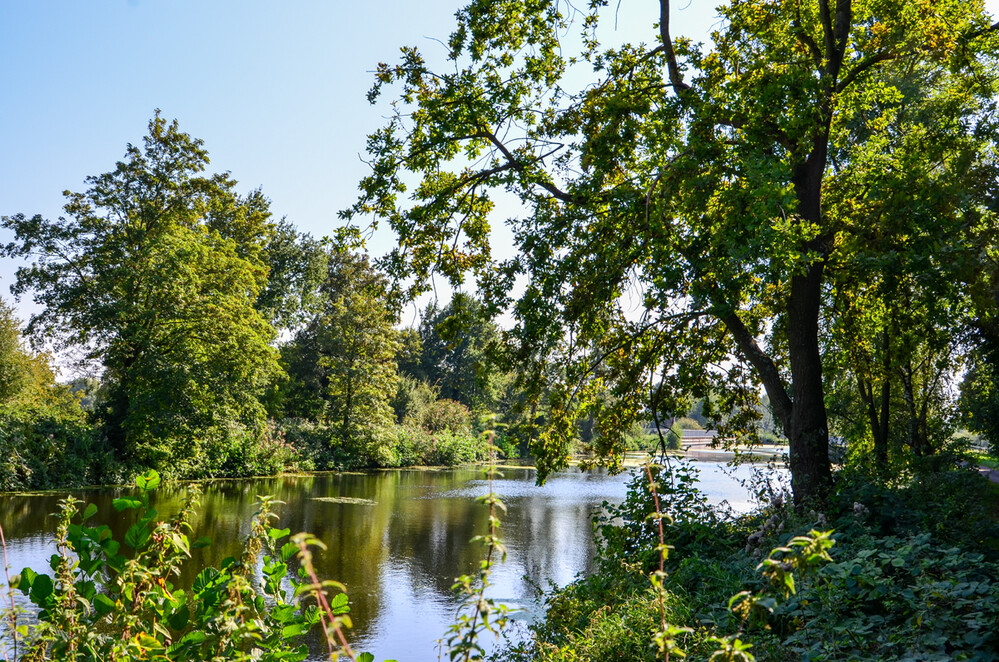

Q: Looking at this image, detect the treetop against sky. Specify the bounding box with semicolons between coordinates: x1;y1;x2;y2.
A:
1;0;997;325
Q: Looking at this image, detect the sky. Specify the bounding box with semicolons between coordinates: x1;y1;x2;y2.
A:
0;0;719;323
2;0;998;328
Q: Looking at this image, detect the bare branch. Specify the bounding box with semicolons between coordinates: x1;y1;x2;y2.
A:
659;0;691;94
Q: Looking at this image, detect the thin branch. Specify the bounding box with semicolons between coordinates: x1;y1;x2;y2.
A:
659;0;691;94
474;130;580;204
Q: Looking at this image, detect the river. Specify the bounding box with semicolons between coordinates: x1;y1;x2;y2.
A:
0;461;786;661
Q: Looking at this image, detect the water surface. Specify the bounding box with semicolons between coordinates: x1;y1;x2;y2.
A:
1;462;782;661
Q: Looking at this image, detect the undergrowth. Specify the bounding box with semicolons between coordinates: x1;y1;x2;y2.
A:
503;458;999;662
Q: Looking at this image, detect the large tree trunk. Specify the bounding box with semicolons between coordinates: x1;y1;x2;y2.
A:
785;263;834;503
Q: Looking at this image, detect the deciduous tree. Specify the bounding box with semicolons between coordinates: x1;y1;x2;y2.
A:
346;0;999;502
2;114;280;473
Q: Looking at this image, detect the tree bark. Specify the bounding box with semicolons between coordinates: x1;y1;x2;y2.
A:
785;262;834;503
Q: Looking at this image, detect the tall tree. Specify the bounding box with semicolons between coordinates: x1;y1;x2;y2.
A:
281;248;399;449
346;0;999;502
2;114;280;472
405;293;506;413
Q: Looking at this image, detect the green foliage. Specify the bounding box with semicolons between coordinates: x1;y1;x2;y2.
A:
0;298;102;491
404;294;508;414
510;460;837;662
412;398;473;435
348;0;999;503
516;455;999;662
280;248;399;451
779;534;999;660
675;417;703;431
960;349;999;456
0;299;30;403
390;375;439;425
2;114;281;476
5;471;364;661
390;426;487;467
0;413;106;492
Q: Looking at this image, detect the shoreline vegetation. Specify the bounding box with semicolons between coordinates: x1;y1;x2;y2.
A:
4;453;998;661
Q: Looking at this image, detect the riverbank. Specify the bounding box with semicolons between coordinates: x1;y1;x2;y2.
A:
504;460;999;661
0;462;783;661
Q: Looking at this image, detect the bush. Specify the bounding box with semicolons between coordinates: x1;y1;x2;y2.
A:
0;409;109;491
675;417;703;430
391;375;439;424
781;534;999;660
384;424;486;466
415;398;473;434
276;418;347;470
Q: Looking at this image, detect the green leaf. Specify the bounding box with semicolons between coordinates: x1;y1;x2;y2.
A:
281;542;299;562
17;567;37;594
193;567;221;595
125;521;151;550
29;574;54;606
136;469;161;491
282;622;310;639
303;605;321;625
94;593;116;616
168;606;190;631
83;503;99;520
113;497;143;511
358;654;375;662
271;605;297;623
330;591;350;615
268;527;291;540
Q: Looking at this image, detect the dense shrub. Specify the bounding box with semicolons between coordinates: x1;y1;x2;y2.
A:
391;375;439;424
781;534;999;661
515;459;999;662
674;417;703;430
386;425;485;466
0;409;110;491
413;398;472;434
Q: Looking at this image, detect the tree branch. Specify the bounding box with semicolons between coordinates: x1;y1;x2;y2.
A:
835;50;895;94
659;0;691;94
475;130;580;204
720;311;793;431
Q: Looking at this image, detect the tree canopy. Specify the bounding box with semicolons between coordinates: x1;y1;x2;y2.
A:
280;247;400;452
2;114;281;473
346;0;999;501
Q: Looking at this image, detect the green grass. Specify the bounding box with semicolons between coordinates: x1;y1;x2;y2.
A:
969;451;999;470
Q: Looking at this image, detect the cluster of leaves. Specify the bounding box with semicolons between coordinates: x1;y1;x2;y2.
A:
780;533;999;660
0;299;105;492
4;471;367;661
513;457;999;662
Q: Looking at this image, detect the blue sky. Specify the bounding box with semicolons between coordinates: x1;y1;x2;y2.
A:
2;0;997;326
0;0;716;322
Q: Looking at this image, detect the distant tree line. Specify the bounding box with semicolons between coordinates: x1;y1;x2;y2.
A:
0;116;531;490
3;97;999;492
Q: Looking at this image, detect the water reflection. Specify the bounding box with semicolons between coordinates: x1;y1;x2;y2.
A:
0;462;782;661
